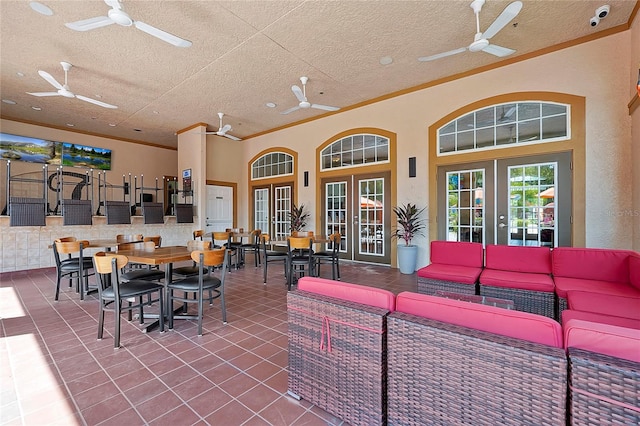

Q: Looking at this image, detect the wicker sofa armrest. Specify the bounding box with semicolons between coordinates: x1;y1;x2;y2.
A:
387;312;567;426
568;347;640;425
287;290;390;426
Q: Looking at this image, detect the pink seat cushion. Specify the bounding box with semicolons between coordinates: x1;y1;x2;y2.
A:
485;245;552;274
417;264;481;285
562;309;640;330
553;276;640;299
479;269;554;292
395;291;563;347
552;247;632;284
297;277;395;311
430;241;483;268
564;319;640;362
567;290;640;320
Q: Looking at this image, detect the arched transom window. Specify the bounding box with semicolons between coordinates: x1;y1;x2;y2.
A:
437;101;569;155
321;133;389;170
251;151;294;180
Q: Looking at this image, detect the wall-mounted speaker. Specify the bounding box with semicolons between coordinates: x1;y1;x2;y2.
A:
304;171;309;187
409;157;416;178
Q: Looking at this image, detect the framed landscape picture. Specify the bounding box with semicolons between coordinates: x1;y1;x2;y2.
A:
62;142;111;170
0;132;61;164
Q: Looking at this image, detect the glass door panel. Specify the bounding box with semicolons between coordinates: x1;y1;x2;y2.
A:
325;181;348;253
358;178;385;256
254;188;269;234
446;169;485;243
274;185;291;241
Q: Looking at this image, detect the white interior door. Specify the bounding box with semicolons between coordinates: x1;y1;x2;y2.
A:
206;185;233;234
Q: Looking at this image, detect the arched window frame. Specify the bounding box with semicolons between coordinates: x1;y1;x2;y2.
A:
250;151;294;181
437;101;570;156
320;133;390;171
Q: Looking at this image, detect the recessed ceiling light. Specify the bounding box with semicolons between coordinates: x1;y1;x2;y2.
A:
2;99;17;105
153;110;159;114
66;123;75;127
380;56;393;65
31;106;42;111
29;1;53;16
16;72;25;77
266;102;276;108
108;123;117;127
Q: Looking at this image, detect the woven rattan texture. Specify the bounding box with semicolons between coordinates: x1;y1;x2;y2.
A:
568;347;640;426
479;285;556;319
9;197;46;226
416;277;477;296
387;312;567;426
62;199;92;225
105;201;131;225
287;290;390;426
142;202;164;224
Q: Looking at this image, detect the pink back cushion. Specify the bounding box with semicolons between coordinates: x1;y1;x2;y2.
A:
552;247;631;284
562;309;640;330
485;245;551;274
395;291;563;347
430;241;483;268
629;253;640;291
298;277;395;311
564;319;640;363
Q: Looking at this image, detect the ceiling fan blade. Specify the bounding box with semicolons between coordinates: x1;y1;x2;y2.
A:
134;21;192;47
27;91;61;97
418;47;467;62
38;70;63;90
482;1;523;40
219;124;231;134
482;44;515;57
291;85;305;103
311;104;339;112
65;16;114;31
281;105;301;115
75;95;118;109
225;134;242;141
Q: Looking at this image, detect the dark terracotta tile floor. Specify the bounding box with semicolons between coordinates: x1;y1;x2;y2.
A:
0;256;417;425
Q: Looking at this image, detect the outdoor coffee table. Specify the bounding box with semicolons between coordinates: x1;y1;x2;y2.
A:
434;290;515;310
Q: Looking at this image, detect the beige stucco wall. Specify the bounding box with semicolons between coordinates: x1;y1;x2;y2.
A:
630;11;640;251
243;30;635;268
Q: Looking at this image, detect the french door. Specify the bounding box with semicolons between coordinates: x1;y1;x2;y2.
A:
253;183;293;241
321;172;391;265
437;152;572;246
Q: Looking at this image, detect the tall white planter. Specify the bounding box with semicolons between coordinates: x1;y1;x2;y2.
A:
397;244;418;274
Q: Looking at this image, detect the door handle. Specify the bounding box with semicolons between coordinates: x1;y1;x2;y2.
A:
498;223;506;228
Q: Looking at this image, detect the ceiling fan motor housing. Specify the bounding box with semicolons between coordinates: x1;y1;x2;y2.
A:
108;8;133;26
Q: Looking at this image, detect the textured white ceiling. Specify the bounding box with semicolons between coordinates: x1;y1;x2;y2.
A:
0;0;636;148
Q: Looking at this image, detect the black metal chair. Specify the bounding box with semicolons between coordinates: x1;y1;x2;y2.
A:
286;236;315;291
213;231;239;270
240;229;262;267
52;239;95;301
314;233;341;280
167;249;229;335
116;241;165;282
93;253;164;348
261;234;288;285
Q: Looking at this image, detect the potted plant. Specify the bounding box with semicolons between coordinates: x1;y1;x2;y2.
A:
288;203;310;233
392;202;426;274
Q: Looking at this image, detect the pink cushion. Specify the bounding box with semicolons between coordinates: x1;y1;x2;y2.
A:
430;241;483;268
395;291;563;347
297;277;395;311
564;319;640;362
552;247;632;284
417;264;481;285
629;253;640;291
567;290;640;320
485;245;552;274
554;277;640;299
479;269;555;292
562;309;640;330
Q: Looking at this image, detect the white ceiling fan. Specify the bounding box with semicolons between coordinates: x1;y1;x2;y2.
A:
281;76;340;115
26;61;118;109
419;0;522;62
65;0;192;48
202;113;241;141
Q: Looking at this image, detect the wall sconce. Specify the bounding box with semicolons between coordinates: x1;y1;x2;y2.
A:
304;171;309;187
409;157;416;178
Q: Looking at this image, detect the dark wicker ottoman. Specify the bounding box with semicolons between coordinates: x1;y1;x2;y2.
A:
387;312;567;426
287;290;390;426
479;284;556;319
568;347;639;426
